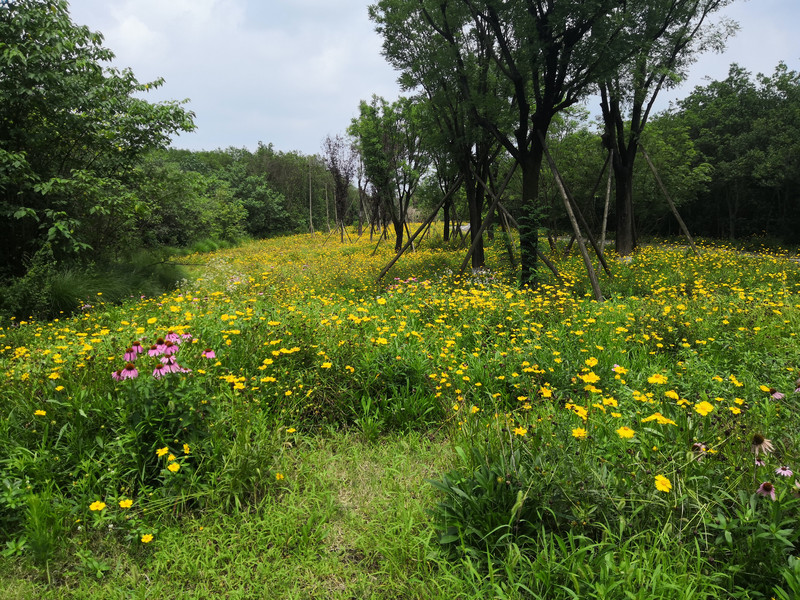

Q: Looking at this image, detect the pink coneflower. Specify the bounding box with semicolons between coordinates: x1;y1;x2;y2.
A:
152;363;168;379
163;341;178;356
770;389;785;400
755;459;765;467
776;466;793;477
756;481;777;501
111;369;122;381
160;356;182;373
165;331;181;344
181;333;192;341
691;442;708;462
148;345;161;357
752;434;774;457
124;348;137;362
131;341;143;354
155;338;167;353
120;363;139;380
201;349;216;359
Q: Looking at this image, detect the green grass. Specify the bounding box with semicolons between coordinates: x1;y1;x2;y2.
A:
2;230;800;598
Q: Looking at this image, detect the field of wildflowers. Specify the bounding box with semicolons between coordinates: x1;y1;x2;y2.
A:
2;230;800;598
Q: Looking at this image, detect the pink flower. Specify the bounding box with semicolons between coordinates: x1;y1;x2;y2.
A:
120;363;139;380
757;481;776;501
163;341;178;356
111;369;122;381
148;345;161;357
124;348;137;362
152;363;168;379
771;390;785;400
131;341;143;354
755;459;765;467
155;338;167;353
160;356;182;373
201;349;216;359
165;331;181;344
181;333;193;341
776;466;794;477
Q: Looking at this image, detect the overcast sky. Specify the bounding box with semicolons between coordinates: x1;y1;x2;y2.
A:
68;0;800;156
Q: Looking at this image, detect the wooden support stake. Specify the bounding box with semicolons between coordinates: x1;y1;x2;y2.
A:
539;131;604;302
639;144;699;257
377;177;463;281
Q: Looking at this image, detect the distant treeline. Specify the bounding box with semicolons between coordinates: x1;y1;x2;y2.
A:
2;0;799;319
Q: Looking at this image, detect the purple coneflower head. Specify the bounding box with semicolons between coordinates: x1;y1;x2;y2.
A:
182;333;192;341
148;345;161;357
752;434;774;456
770;388;785;400
755;459;765;467
155;338;167;352
691;442;708;462
756;481;777;501
124;348;137;362
120;363;139;380
202;349;216;359
160;356;182;373
776;466;794;477
152;363;168;379
163;341;178;356
131;341;143;354
111;369;122;381
165;331;181;343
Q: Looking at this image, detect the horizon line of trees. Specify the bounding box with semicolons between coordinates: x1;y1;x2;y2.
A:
3;0;799;318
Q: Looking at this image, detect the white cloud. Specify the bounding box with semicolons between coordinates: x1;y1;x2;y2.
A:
68;0;796;154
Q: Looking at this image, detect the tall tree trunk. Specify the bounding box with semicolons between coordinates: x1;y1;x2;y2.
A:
393;219;404;253
465;175;485;269
613;148;637;256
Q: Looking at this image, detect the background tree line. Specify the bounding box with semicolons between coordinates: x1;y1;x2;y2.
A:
3;0;799;319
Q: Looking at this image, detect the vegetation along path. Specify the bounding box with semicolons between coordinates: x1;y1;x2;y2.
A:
2;232;800;599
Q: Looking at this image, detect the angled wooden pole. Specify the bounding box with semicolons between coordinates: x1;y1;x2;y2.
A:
538;131;604;301
638;144;699;257
377;176;463;281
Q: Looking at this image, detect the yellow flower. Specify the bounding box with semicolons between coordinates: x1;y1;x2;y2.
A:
167;454;176;462
321;362;332;369
89;501;106;511
34;409;46;416
654;475;672;493
119;499;133;509
147;317;157;325
513;426;527;436
470;405;480;414
664;390;679;400
694;401;714;417
286;428;297;434
616;426;635;439
275;472;285;481
183;443;191;454
572;427;587;440
156;446;169;457
48;372;60;380
648;374;668;385
167;462;180;473
585;357;598;368
140;534;154;543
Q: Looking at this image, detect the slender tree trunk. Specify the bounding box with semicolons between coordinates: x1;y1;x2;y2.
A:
613;148;637;256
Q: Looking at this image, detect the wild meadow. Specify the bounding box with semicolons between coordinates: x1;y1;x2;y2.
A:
2;230;800;599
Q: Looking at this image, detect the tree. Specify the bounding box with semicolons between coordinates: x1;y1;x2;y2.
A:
321;134;358;242
0;0;195;279
598;0;735;255
349;96;429;252
678;63;800;241
372;0;654;283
